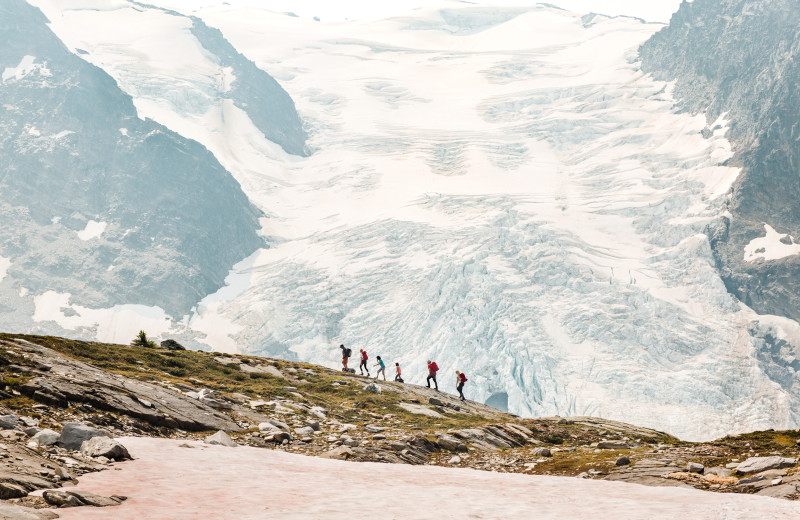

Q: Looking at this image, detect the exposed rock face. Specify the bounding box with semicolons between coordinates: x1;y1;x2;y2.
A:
735;456;797;475
0;0;267;317
160;339;186;351
640;0;800;323
0;502;58;519
15;339;241;432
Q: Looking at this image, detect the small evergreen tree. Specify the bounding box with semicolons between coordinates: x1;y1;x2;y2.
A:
131;330;157;348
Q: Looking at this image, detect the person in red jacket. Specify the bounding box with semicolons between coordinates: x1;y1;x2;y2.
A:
394;362;404;383
426;360;439;390
455;370;467;401
359;349;369;376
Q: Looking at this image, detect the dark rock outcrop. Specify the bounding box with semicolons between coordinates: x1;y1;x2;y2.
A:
14;339;241;432
640;0;800;326
0;0;267;317
160;339;186;351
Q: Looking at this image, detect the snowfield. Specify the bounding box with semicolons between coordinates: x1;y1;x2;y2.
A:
51;437;800;520
25;0;800;440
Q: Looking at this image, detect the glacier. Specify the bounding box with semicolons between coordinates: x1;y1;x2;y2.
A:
18;0;800;440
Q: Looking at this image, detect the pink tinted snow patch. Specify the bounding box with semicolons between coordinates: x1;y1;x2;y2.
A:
53;437;798;520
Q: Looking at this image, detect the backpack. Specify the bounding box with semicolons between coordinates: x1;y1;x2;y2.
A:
430;362;438;373
460;373;467;383
362;351;368;360
344;348;352;357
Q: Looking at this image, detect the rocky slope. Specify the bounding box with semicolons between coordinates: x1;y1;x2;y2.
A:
0;333;798;516
0;0;307;319
640;0;800;390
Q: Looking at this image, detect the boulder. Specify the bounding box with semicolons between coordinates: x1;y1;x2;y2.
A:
65;490;126;507
597;441;630;450
81;436;131;461
756;483;800;499
341;436;359;447
264;431;292;443
365;425;386;433
322;446;354;460
294;426;315;437
616;456;631;466
0;414;18;430
19;416;38;428
258;422;281;433
23;427;41;437
448;456;462;464
687;462;704;474
364;382;381;394
30;428;60;447
736;457;797;475
43;490;125;508
309;406;327;419
428;397;446;407
0;482;28;499
205;430;237;448
160;339;186;350
705;466;733;477
397;402;442;417
437;434;467;453
58;423;109;450
266;419;291;431
42;491;82;508
532;447;552;457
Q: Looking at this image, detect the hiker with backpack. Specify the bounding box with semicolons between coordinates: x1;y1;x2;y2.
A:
394;362;404;383
340;344;352;372
426;360;439;390
359;349;369;376
455;370;467;401
374;355;386;380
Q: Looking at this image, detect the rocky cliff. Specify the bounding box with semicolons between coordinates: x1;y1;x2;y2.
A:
640;0;800;322
0;0;299;317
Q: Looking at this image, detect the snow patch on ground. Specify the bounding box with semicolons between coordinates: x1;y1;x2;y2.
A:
51;437;800;520
76;220;107;241
32;291;172;343
743;224;800;262
1;55;51;82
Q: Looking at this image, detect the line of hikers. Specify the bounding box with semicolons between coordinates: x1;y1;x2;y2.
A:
338;344;468;401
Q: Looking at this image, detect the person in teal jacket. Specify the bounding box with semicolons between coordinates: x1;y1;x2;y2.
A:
374;356;386;380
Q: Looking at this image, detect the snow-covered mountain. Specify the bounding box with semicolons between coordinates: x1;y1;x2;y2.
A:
2;0;799;440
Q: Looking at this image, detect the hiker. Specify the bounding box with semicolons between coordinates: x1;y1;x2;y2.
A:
394;362;404;383
374;355;386;380
359;349;369;376
455;370;467;401
340;344;351;372
426;360;439;390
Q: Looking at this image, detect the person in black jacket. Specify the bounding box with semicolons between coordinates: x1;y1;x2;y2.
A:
340;344;351;372
455;370;467;401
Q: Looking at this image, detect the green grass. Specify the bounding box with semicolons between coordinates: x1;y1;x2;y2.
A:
0;333;502;433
